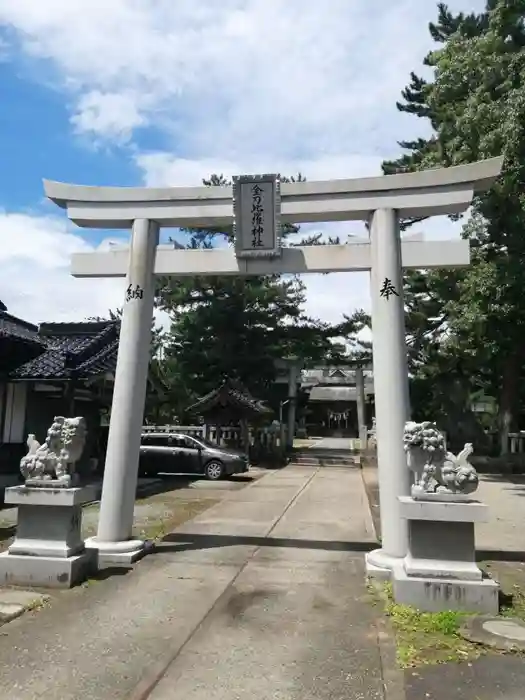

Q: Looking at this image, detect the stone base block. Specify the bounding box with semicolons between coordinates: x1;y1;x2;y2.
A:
365;548;403;581
8;538;85;559
365;558;392;582
404;553;482;582
85;537;152;568
411;489;478;503
4;484;97;507
0;549;95;589
392;567;499;614
399;495;487;588
94;547;148;568
399;495;489;522
25;477;77;489
5;485;96;565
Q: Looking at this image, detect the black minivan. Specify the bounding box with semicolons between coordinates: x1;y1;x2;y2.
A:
139;432;249;480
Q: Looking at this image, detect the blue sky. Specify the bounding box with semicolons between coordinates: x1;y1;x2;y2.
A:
0;0;486;326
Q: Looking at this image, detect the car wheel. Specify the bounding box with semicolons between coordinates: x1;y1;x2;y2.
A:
204;460;225;481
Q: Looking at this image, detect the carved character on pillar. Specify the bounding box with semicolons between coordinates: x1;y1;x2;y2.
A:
20;416;87;487
404;420;479;499
126;284;144;302
379;278;399;300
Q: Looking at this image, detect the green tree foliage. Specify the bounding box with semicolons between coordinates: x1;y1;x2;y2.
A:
155;174;351;419
384;0;525;451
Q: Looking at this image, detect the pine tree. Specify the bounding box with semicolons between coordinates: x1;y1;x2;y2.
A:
384;0;525;452
155;174;350;418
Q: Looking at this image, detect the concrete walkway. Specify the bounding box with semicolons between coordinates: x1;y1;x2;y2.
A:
475;474;525;554
0;466;390;700
311;437;356;450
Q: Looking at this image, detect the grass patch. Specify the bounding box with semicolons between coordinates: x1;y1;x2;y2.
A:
482;560;525;623
370;576;525;669
386;596;481;668
25;596;50;612
370;582;483;668
135;499;216;542
500;584;525;620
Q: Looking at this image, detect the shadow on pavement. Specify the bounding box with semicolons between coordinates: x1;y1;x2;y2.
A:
480;472;525;497
134;475;199;499
405;654;525;700
154;532;377;554
88;566;133;582
0;524;15;540
477;549;525;563
481;473;525;484
135;473;260;500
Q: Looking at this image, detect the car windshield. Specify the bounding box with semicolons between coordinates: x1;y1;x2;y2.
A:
186;436;219;450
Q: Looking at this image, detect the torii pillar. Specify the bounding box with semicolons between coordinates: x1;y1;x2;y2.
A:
279;355;302;450
43;156;503;569
354;366;368;446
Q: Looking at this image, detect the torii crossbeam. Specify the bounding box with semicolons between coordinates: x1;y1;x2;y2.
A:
70;239;468;278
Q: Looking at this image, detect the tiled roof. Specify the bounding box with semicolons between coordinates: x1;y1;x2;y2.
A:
187;378;271;417
0;309;42;346
0;308;46;372
10;320;120;380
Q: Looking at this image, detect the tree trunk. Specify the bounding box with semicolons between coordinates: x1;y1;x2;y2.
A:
63;380;76;416
499;351;520;456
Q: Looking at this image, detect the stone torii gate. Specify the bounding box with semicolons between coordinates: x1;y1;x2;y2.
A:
44;157;503;573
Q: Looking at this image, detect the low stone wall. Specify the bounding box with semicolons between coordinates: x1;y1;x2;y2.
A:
471;453;525;474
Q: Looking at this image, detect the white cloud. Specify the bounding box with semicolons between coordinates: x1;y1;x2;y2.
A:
71;91;146;142
0;0;486;147
0;212;126;324
0;0;484;328
137;153;386;188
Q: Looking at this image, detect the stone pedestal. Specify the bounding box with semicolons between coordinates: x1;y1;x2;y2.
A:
84;536;148;567
0;485;97;588
392;496;499;614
